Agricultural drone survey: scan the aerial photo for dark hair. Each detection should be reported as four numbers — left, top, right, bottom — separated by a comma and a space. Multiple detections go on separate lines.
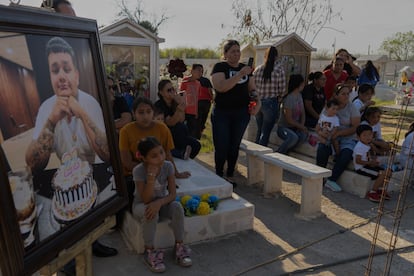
334, 83, 349, 95
132, 97, 154, 112
137, 136, 161, 157
356, 124, 373, 136
358, 83, 375, 95
158, 79, 171, 92
362, 106, 381, 122
346, 75, 357, 82
364, 60, 379, 81
192, 64, 203, 70
262, 46, 278, 83
46, 37, 77, 68
308, 71, 323, 82
326, 98, 340, 108
287, 74, 304, 94
223, 40, 240, 54
406, 122, 414, 138
153, 105, 164, 117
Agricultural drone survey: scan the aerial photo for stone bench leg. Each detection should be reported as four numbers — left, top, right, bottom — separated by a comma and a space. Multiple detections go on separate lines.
263, 163, 282, 197
296, 177, 323, 220
247, 155, 264, 185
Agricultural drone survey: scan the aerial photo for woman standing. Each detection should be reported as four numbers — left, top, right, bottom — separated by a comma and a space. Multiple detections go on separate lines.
253, 46, 286, 146
323, 57, 348, 100
276, 74, 308, 154
211, 40, 257, 184
302, 71, 327, 128
358, 60, 380, 87
316, 84, 360, 192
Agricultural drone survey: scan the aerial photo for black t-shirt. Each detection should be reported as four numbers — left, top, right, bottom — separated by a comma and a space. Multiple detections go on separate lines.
113, 96, 131, 120
302, 84, 326, 116
154, 99, 175, 117
211, 62, 250, 109
199, 76, 213, 88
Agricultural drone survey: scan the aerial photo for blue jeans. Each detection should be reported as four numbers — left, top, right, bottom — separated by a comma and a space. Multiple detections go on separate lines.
211, 106, 250, 177
276, 127, 307, 154
255, 97, 279, 146
170, 122, 201, 159
316, 137, 356, 181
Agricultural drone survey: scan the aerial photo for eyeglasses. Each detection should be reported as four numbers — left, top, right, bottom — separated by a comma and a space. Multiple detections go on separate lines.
167, 87, 175, 93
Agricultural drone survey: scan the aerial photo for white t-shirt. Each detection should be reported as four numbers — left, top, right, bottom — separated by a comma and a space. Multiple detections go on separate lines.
318, 113, 340, 133
360, 120, 383, 140
352, 98, 365, 115
32, 90, 106, 164
353, 141, 371, 171
400, 132, 414, 168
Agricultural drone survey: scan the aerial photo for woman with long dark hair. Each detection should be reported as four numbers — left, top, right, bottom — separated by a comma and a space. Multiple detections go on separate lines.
358, 60, 380, 87
253, 46, 286, 146
302, 71, 326, 128
276, 74, 307, 154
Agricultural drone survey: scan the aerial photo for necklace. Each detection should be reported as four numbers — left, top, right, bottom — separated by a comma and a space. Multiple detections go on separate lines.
67, 116, 78, 144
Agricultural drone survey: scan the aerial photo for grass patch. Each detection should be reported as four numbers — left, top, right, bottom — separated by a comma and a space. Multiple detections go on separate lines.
200, 111, 214, 153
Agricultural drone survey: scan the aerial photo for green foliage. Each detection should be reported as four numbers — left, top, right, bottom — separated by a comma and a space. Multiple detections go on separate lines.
160, 48, 220, 59
380, 31, 414, 61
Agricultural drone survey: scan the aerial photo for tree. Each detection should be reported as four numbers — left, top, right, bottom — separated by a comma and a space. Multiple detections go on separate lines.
160, 48, 220, 59
230, 0, 341, 45
380, 31, 414, 61
116, 0, 169, 34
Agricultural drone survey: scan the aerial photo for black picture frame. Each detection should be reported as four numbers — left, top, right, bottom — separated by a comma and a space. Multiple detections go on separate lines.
0, 5, 127, 275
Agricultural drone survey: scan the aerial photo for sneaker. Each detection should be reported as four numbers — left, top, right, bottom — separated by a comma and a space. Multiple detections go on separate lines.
325, 179, 342, 192
174, 243, 192, 267
377, 189, 391, 200
143, 249, 166, 273
183, 145, 192, 160
367, 191, 381, 203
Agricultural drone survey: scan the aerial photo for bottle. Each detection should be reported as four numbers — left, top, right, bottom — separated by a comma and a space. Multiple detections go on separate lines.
248, 90, 258, 114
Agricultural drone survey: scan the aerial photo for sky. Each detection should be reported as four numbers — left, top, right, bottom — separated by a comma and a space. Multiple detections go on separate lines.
1, 0, 413, 56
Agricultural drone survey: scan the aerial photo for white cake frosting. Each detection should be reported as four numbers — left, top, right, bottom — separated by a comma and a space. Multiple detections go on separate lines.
51, 149, 97, 223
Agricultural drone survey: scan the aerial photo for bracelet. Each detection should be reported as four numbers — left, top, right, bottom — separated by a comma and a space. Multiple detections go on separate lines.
147, 172, 156, 177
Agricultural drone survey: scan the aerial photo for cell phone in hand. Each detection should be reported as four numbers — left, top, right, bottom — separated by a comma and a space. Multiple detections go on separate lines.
247, 57, 254, 67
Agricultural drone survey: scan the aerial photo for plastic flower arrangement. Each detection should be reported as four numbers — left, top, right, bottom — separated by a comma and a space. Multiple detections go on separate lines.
167, 58, 187, 78
177, 193, 219, 216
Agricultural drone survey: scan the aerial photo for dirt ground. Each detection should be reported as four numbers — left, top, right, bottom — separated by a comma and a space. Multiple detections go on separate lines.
93, 151, 414, 276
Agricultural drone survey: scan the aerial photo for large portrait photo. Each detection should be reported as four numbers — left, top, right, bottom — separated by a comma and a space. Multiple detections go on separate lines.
0, 5, 126, 275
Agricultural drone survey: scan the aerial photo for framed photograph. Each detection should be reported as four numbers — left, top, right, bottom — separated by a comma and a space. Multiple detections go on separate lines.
0, 5, 127, 275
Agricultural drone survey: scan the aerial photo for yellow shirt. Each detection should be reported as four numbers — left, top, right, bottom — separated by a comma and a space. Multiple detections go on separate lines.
119, 121, 174, 175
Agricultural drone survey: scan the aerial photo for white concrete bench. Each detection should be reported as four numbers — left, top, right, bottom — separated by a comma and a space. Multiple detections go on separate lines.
120, 158, 254, 253
240, 139, 273, 185
258, 152, 331, 220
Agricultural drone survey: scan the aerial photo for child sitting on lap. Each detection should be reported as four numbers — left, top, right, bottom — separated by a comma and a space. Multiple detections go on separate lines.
316, 98, 340, 155
353, 125, 391, 202
360, 106, 391, 156
132, 136, 192, 273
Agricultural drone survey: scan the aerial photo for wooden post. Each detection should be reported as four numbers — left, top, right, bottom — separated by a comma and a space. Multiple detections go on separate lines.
39, 216, 115, 276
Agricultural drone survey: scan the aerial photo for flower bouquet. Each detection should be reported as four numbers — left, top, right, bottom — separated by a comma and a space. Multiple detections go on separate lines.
167, 58, 187, 78
177, 193, 219, 216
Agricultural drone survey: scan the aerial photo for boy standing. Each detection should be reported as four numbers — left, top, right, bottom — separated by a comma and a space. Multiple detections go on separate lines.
353, 124, 391, 202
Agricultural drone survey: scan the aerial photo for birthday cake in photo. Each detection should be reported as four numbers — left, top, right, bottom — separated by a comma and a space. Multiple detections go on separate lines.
51, 149, 97, 223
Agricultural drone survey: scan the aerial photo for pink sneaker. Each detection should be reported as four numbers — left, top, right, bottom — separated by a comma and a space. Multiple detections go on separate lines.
175, 243, 192, 267
143, 249, 166, 273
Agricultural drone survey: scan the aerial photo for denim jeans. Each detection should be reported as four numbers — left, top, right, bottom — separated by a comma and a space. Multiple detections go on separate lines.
255, 97, 279, 146
316, 138, 356, 181
211, 106, 250, 177
276, 127, 307, 154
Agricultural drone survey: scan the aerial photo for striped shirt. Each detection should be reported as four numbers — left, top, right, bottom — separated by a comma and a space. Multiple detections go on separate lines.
253, 61, 286, 99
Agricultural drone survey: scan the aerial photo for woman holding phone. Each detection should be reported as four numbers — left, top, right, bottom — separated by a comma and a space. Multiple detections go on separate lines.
210, 40, 259, 185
